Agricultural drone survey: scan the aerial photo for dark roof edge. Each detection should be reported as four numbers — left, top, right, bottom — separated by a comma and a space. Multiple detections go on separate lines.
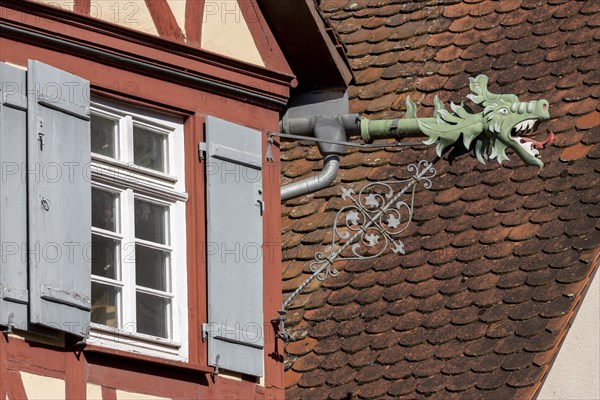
532, 251, 600, 399
257, 0, 354, 92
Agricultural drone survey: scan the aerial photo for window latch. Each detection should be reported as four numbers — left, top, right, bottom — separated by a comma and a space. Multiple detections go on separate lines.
41, 197, 50, 211
255, 184, 264, 215
37, 118, 44, 151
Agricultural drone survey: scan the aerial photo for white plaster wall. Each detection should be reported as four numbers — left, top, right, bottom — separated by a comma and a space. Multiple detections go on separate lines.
30, 0, 74, 12
87, 383, 103, 400
31, 0, 158, 35
92, 0, 158, 35
201, 0, 264, 66
116, 390, 172, 400
537, 269, 600, 400
20, 372, 65, 400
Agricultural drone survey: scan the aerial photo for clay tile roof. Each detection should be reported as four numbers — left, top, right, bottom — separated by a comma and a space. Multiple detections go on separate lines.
282, 1, 600, 399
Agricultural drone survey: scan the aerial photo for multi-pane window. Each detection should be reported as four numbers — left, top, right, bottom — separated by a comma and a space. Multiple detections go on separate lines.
89, 99, 187, 360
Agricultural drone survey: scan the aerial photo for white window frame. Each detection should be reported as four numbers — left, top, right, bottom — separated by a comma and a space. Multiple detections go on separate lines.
88, 97, 188, 361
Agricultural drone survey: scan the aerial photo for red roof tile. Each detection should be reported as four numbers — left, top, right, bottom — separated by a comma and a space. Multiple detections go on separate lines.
282, 1, 600, 399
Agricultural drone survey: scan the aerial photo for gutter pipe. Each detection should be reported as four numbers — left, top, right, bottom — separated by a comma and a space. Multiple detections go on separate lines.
280, 155, 340, 201
280, 114, 430, 201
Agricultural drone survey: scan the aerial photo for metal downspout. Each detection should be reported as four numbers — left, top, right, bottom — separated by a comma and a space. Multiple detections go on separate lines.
280, 116, 348, 201
280, 155, 340, 201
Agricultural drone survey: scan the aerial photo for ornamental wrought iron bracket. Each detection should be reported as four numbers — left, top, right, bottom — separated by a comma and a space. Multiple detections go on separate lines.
273, 75, 556, 342
274, 160, 437, 342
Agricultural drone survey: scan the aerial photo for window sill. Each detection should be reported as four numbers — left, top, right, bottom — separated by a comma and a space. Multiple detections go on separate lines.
88, 325, 185, 362
84, 344, 213, 374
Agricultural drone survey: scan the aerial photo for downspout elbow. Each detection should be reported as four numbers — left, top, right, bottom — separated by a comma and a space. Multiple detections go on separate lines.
281, 155, 340, 202
280, 117, 347, 201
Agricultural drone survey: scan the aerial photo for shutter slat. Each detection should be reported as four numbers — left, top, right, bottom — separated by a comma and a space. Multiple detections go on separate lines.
0, 63, 29, 330
40, 284, 92, 311
27, 60, 91, 338
1, 285, 29, 304
205, 116, 264, 377
210, 143, 262, 168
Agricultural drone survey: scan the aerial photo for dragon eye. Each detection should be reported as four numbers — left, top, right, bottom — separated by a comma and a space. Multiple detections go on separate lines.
498, 108, 509, 115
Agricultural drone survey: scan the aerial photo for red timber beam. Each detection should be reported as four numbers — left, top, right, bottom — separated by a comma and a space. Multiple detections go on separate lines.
5, 371, 28, 400
185, 0, 204, 46
73, 0, 90, 15
144, 0, 185, 42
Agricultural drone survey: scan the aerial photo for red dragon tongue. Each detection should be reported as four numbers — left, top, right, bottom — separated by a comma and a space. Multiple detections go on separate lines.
522, 130, 555, 149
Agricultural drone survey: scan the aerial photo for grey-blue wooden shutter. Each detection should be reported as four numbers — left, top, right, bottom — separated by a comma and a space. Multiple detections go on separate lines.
204, 116, 264, 377
27, 60, 91, 337
0, 63, 29, 330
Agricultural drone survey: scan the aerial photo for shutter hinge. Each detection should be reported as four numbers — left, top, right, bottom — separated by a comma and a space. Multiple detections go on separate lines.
71, 325, 90, 350
202, 323, 221, 377
198, 142, 207, 161
2, 313, 14, 335
201, 322, 209, 342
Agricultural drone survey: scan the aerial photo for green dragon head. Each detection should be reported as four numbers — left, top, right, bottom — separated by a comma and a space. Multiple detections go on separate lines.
419, 75, 553, 169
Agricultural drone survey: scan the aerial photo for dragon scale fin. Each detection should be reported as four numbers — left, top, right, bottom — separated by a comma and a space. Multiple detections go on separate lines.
475, 137, 491, 164
405, 97, 417, 119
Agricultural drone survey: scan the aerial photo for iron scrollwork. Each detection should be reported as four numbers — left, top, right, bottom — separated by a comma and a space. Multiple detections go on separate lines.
276, 160, 436, 340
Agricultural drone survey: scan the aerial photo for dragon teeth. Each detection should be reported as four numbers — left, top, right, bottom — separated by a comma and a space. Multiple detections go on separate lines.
513, 119, 537, 134
516, 137, 540, 157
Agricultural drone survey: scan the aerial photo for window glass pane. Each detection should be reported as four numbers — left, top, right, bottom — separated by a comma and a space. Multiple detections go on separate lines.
91, 113, 118, 158
136, 292, 170, 338
92, 188, 119, 232
92, 234, 120, 280
133, 125, 167, 173
134, 199, 169, 244
136, 245, 170, 291
91, 282, 120, 328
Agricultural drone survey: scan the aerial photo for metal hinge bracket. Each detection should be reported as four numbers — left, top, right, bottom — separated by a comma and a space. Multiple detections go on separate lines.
198, 142, 207, 161
3, 312, 14, 335
201, 322, 209, 342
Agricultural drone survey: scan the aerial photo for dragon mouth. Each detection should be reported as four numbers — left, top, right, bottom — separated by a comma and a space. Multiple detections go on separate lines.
510, 119, 555, 159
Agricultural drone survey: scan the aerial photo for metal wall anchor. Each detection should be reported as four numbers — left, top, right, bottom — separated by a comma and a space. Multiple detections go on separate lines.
273, 309, 290, 342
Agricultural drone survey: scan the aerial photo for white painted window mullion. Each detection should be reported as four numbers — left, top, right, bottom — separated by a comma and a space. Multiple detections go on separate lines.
134, 238, 173, 252
122, 188, 137, 333
124, 115, 134, 164
91, 227, 124, 241
92, 275, 125, 288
